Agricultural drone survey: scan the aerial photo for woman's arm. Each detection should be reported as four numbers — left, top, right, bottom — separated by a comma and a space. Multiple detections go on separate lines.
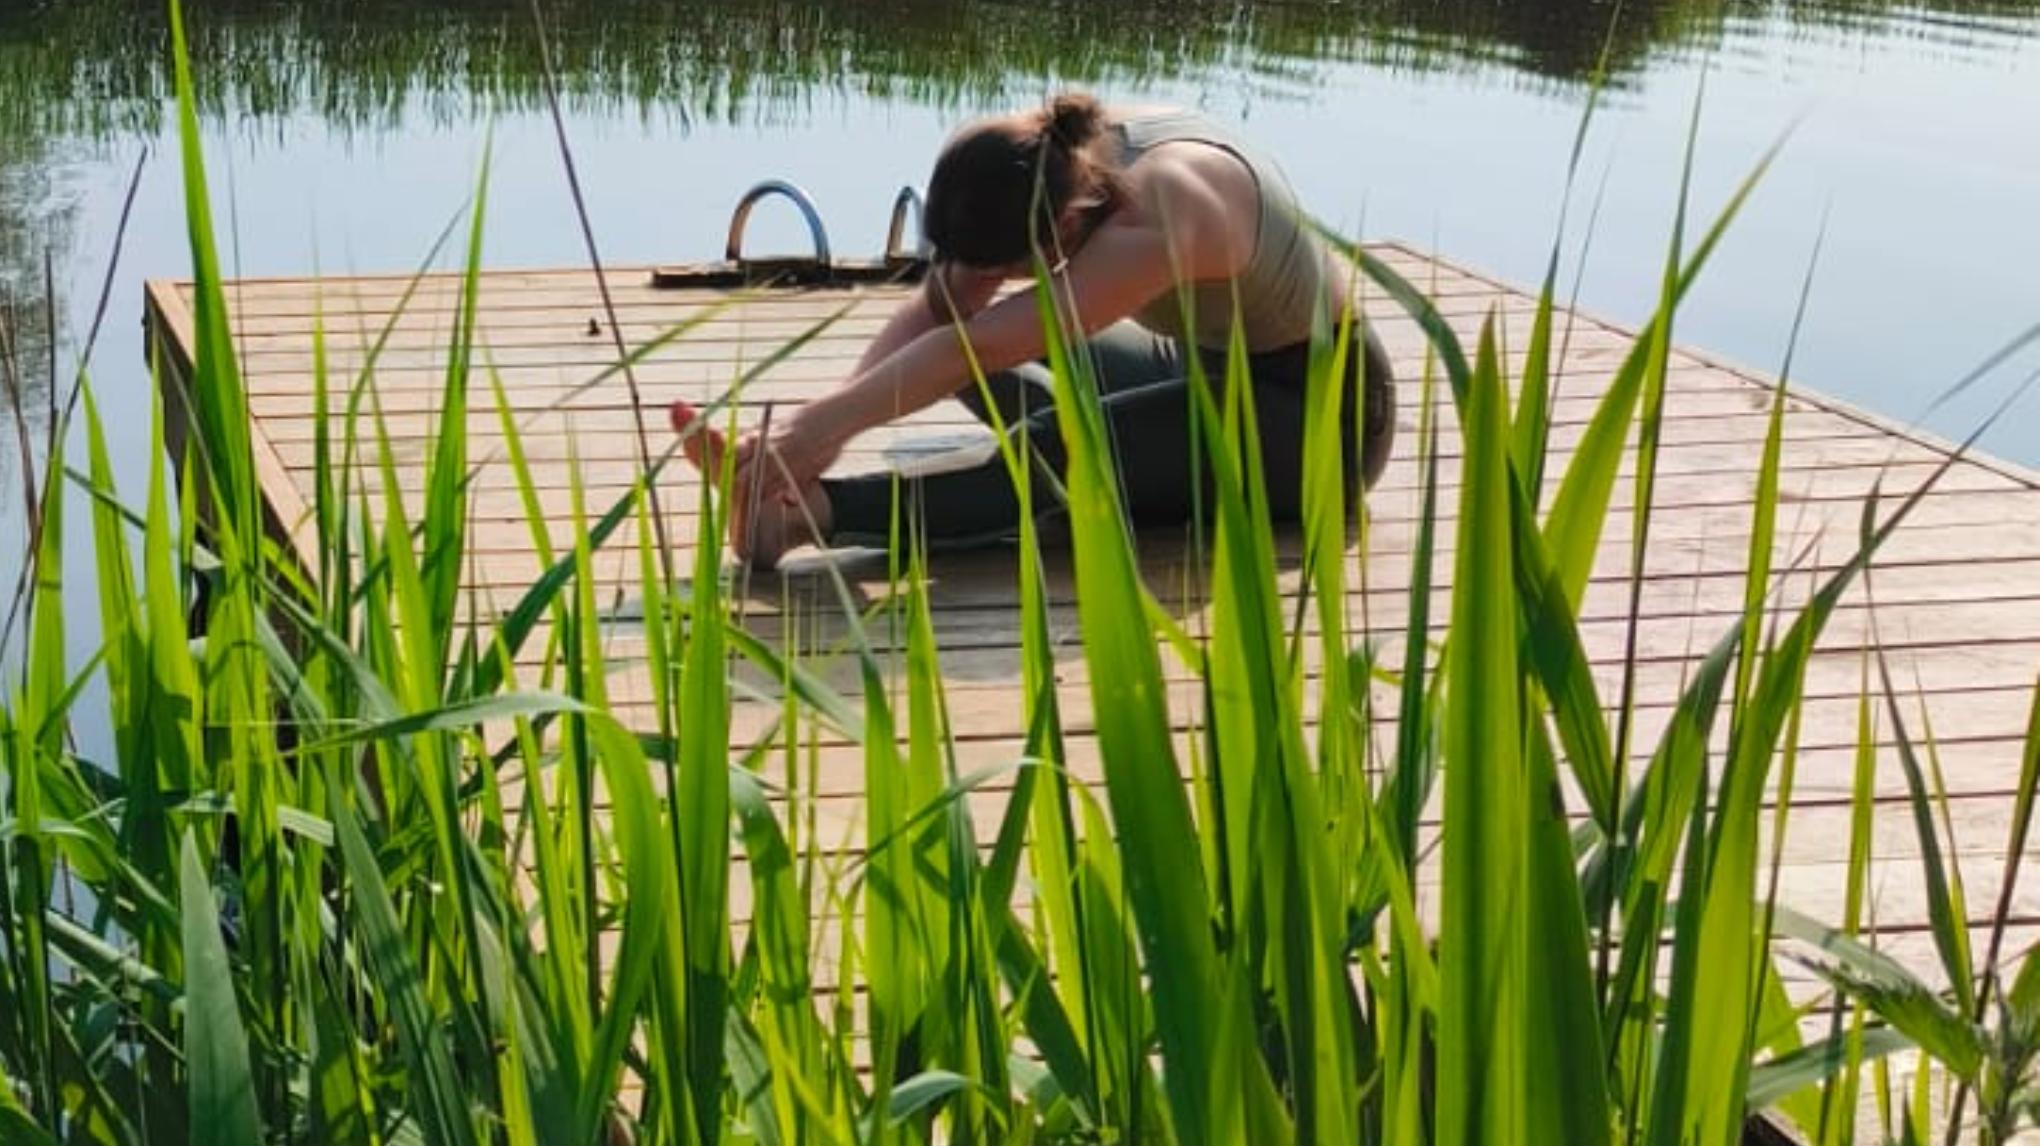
740, 222, 1186, 497
734, 152, 1247, 498
847, 263, 1005, 377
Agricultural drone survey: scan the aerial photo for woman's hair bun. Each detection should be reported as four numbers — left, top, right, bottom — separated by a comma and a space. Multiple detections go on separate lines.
923, 92, 1123, 268
1043, 92, 1105, 149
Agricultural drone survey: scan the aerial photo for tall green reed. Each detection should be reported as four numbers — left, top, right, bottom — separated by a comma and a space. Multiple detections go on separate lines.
2, 2, 2038, 1143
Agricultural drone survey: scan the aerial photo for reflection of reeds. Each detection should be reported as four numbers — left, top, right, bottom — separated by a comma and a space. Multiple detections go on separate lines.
0, 295, 37, 524
0, 272, 58, 548
0, 137, 68, 490
1, 1, 2038, 1143
4, 0, 2037, 144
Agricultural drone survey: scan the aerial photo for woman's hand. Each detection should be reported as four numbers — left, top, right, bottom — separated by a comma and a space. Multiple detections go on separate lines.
731, 406, 848, 507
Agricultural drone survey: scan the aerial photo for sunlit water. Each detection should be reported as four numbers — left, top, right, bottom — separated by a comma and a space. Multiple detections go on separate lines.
4, 1, 2038, 756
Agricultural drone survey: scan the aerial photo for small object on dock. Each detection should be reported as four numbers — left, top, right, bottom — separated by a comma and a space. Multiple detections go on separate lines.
586, 317, 602, 337
668, 398, 727, 473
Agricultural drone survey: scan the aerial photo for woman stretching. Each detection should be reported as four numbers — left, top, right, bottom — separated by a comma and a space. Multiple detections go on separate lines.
708, 93, 1396, 568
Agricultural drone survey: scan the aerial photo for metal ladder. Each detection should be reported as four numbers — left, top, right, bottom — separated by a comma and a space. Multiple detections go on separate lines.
650, 180, 929, 288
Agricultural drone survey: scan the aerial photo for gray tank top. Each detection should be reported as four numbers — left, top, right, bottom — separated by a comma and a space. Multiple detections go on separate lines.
1114, 110, 1330, 353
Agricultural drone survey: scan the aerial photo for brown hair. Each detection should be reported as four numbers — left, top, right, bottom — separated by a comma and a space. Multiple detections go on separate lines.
922, 93, 1126, 268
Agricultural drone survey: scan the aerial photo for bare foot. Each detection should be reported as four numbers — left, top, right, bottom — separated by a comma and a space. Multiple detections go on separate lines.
668, 399, 727, 472
730, 479, 833, 570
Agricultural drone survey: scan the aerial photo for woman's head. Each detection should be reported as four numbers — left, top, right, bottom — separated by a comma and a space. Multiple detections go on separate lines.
923, 93, 1124, 271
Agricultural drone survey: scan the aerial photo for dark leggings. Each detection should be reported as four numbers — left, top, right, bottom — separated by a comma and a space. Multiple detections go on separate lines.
822, 321, 1396, 549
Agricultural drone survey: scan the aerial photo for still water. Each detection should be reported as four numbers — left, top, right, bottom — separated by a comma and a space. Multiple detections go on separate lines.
2, 2, 2038, 692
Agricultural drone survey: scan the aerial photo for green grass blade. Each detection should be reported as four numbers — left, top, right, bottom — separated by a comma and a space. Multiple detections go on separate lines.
371, 394, 506, 1100
1034, 268, 1271, 1145
1876, 659, 1976, 1016
1978, 676, 2040, 1010
901, 543, 959, 1044
676, 443, 733, 1146
886, 1071, 977, 1125
1618, 328, 2027, 1128
1772, 907, 1986, 1082
1367, 818, 1440, 1143
311, 290, 338, 609
80, 389, 139, 755
1519, 720, 1613, 1146
1641, 761, 1715, 1144
10, 431, 66, 1123
1541, 135, 1783, 609
1651, 226, 1815, 1144
1078, 788, 1163, 1139
857, 636, 915, 1131
331, 792, 480, 1146
1317, 230, 1471, 407
1731, 218, 1823, 728
1746, 1028, 1911, 1110
947, 288, 1103, 1127
1190, 313, 1354, 1145
994, 913, 1101, 1130
2006, 938, 2040, 1041
579, 715, 694, 1144
489, 363, 559, 572
1387, 348, 1444, 869
1668, 642, 1815, 1142
178, 836, 265, 1146
165, 0, 258, 555
420, 136, 491, 671
508, 713, 595, 1092
142, 385, 201, 836
304, 952, 375, 1143
81, 389, 181, 999
1513, 63, 1605, 503
291, 690, 592, 754
731, 766, 831, 1135
1509, 491, 1616, 832
1437, 316, 1527, 1146
1814, 665, 1880, 1144
466, 439, 678, 696
0, 1074, 57, 1146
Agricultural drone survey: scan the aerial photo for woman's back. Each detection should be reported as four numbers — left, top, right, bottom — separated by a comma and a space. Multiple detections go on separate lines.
1113, 109, 1330, 353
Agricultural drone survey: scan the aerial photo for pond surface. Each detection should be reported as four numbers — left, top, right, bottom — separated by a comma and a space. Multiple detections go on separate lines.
3, 0, 2039, 700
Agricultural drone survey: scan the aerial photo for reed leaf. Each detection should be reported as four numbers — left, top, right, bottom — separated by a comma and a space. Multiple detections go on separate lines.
1035, 268, 1273, 1144
177, 836, 264, 1146
1774, 906, 1987, 1082
1437, 316, 1527, 1146
1877, 659, 1977, 1016
331, 789, 480, 1146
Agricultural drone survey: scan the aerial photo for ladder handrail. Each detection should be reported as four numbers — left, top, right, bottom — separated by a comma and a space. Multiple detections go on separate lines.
885, 185, 928, 263
724, 179, 832, 267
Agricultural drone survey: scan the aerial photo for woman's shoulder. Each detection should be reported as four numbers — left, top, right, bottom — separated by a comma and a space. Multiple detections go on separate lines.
1118, 130, 1257, 217
1107, 156, 1258, 279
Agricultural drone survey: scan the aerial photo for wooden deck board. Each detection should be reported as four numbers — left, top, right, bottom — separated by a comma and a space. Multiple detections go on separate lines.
148, 241, 2040, 1007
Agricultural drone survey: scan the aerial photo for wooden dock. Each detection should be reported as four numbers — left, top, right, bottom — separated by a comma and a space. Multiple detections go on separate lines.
144, 242, 2040, 1029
